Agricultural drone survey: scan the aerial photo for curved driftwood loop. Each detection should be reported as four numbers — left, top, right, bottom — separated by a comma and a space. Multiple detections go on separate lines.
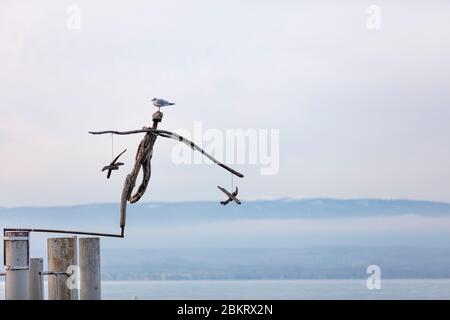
128, 131, 156, 204
119, 111, 163, 231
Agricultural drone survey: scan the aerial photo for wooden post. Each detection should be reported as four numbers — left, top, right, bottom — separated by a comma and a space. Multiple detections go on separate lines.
28, 258, 44, 300
4, 231, 29, 300
79, 237, 101, 300
47, 237, 77, 300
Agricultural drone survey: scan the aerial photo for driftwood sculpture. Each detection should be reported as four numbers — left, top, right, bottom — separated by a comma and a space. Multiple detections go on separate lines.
89, 111, 244, 237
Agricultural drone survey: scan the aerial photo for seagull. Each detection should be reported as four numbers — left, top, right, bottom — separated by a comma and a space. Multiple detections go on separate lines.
102, 149, 127, 179
152, 98, 175, 111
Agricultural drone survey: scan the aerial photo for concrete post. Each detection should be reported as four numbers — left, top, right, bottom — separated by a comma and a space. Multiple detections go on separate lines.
79, 237, 101, 300
28, 258, 44, 300
47, 237, 77, 300
4, 231, 30, 300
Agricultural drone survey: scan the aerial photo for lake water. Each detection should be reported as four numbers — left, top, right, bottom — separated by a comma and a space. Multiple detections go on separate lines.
1, 279, 449, 300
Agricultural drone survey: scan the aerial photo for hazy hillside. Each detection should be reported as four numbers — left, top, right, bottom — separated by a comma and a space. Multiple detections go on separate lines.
2, 199, 450, 280
1, 198, 450, 227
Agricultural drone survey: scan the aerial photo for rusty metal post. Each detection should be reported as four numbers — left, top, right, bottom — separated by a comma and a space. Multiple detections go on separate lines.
79, 237, 101, 300
28, 258, 44, 300
47, 237, 78, 300
4, 230, 30, 300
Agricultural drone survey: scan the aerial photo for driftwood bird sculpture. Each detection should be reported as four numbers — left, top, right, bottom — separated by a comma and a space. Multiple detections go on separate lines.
217, 186, 241, 205
102, 149, 127, 179
90, 108, 244, 237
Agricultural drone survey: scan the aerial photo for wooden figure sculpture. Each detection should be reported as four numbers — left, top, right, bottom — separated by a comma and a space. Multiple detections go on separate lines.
89, 101, 244, 237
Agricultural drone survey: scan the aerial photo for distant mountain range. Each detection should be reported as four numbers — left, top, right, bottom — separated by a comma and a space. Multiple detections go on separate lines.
1, 198, 450, 226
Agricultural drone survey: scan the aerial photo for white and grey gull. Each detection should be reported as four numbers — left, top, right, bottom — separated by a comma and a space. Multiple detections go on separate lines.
152, 98, 175, 111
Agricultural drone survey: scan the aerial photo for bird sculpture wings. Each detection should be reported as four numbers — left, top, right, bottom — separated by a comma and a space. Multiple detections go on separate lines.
217, 186, 241, 205
102, 149, 127, 179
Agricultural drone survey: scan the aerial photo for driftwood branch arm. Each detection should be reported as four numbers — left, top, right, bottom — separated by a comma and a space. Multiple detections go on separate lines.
89, 129, 157, 135
89, 111, 244, 237
89, 131, 244, 178
155, 130, 244, 178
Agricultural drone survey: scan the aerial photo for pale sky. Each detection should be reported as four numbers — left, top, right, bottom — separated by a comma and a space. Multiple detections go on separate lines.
1, 0, 450, 206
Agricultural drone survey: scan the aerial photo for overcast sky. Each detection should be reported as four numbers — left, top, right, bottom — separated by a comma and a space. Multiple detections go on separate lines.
1, 0, 450, 206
